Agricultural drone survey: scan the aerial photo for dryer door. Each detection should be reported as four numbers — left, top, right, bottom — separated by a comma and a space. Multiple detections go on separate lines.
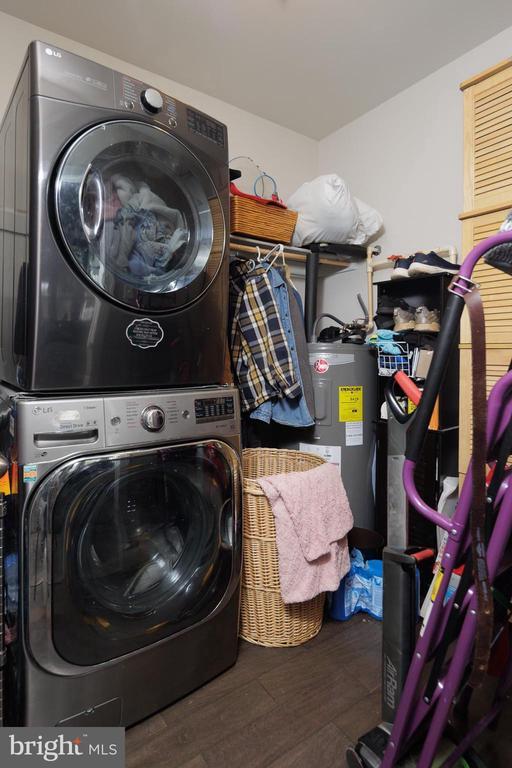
27, 441, 241, 667
53, 120, 225, 312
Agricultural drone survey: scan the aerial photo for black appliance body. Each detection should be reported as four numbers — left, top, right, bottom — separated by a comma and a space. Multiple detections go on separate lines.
0, 41, 230, 392
3, 384, 241, 726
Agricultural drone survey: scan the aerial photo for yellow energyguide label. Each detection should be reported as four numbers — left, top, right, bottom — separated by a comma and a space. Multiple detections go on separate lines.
338, 386, 363, 422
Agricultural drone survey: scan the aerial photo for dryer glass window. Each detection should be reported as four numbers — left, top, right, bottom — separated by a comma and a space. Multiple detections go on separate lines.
54, 121, 225, 311
28, 443, 239, 666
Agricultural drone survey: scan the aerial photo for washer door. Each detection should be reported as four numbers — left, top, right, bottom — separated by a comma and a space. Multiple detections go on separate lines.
53, 120, 225, 312
27, 442, 240, 667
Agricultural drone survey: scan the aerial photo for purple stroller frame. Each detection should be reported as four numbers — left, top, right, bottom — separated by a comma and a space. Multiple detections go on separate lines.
380, 230, 512, 768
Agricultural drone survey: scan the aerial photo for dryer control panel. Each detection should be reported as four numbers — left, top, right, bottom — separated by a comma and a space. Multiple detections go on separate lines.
115, 72, 179, 127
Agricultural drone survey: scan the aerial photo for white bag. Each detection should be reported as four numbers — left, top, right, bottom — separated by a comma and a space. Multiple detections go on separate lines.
353, 197, 384, 245
287, 174, 382, 247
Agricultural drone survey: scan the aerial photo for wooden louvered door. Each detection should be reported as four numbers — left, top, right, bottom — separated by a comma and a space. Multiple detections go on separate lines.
463, 62, 512, 213
461, 209, 512, 346
459, 58, 512, 479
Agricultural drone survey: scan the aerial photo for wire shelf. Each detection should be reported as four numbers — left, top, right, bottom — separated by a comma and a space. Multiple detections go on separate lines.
377, 341, 412, 377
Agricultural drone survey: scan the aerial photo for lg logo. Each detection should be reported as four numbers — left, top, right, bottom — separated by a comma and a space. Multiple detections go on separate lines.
44, 47, 62, 58
32, 406, 53, 415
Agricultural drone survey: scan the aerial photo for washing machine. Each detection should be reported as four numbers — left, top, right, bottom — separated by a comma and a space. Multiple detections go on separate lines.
0, 41, 230, 392
2, 384, 241, 726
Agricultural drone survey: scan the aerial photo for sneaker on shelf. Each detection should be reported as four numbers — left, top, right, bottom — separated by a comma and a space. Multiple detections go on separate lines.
414, 306, 440, 332
393, 306, 415, 332
375, 296, 414, 329
390, 255, 414, 280
408, 251, 459, 278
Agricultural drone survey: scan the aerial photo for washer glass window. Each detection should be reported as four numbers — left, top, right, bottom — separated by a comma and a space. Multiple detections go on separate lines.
33, 443, 238, 666
54, 121, 225, 312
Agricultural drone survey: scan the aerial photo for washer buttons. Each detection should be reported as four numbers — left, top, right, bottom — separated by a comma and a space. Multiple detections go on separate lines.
168, 116, 178, 128
110, 416, 121, 426
123, 99, 135, 111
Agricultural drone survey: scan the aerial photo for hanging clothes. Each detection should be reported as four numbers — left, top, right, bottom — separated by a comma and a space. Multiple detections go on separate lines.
230, 259, 302, 413
249, 267, 314, 428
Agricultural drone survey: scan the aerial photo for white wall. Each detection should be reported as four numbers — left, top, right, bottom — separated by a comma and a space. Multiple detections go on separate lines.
0, 11, 318, 200
2, 10, 511, 327
318, 24, 512, 320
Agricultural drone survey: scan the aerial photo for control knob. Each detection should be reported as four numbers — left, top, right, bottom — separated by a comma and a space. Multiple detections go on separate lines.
141, 405, 165, 432
141, 88, 163, 114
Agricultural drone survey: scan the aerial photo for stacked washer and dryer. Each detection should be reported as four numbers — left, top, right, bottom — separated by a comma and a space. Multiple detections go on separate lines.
0, 42, 242, 727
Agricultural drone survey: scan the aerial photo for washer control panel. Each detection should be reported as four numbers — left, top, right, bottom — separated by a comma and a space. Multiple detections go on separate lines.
104, 388, 239, 447
16, 388, 239, 461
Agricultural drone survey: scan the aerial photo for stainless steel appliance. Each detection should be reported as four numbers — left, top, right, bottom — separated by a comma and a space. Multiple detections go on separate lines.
0, 41, 229, 391
3, 385, 241, 726
286, 342, 377, 530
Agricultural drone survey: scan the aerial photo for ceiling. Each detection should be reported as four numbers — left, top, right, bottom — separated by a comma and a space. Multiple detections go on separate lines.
2, 0, 512, 139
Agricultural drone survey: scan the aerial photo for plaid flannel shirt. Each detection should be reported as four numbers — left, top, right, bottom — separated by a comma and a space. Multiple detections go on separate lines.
229, 260, 302, 412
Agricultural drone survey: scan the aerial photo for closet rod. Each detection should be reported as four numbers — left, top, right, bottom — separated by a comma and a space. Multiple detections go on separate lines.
229, 241, 348, 268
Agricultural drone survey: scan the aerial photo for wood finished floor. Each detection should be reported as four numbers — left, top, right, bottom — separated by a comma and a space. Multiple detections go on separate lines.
126, 616, 512, 768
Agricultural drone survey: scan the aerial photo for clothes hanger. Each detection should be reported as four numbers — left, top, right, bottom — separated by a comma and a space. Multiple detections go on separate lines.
264, 244, 285, 272
237, 243, 285, 274
244, 245, 261, 272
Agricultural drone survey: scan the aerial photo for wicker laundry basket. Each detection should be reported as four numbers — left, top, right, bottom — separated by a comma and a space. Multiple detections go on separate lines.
230, 196, 298, 244
240, 448, 326, 647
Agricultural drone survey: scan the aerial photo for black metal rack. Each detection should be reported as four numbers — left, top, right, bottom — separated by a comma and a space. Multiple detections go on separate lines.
374, 273, 460, 545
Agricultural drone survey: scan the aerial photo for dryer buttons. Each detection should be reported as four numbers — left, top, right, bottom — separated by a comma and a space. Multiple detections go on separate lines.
141, 405, 165, 432
141, 88, 163, 114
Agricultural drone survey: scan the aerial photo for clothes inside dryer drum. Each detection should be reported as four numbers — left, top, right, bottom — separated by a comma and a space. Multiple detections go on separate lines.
47, 445, 235, 666
54, 121, 220, 309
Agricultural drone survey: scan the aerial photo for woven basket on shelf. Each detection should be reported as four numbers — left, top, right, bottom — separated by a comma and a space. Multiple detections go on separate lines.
240, 448, 326, 647
230, 196, 298, 244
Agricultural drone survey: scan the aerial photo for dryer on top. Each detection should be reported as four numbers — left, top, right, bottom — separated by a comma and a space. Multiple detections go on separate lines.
0, 41, 230, 392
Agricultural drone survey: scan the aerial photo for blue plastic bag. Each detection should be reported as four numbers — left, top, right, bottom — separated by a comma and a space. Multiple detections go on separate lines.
330, 548, 383, 621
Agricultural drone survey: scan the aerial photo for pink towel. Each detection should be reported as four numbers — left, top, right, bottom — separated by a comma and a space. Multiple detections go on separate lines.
258, 462, 353, 604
